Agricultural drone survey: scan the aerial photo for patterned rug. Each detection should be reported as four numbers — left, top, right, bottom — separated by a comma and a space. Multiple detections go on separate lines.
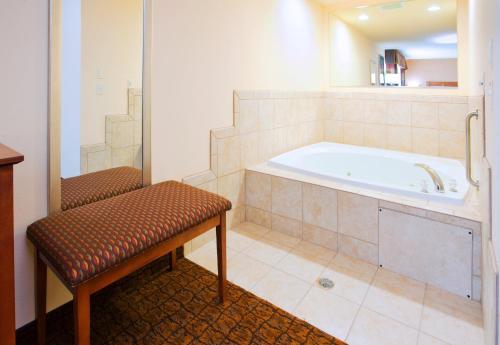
17, 258, 347, 345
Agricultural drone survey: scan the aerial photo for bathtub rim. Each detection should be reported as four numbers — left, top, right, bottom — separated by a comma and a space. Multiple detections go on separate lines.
247, 161, 480, 222
267, 142, 469, 205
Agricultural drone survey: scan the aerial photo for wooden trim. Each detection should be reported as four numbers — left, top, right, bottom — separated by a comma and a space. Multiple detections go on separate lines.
168, 250, 177, 271
0, 144, 24, 166
48, 0, 62, 215
142, 0, 152, 187
0, 165, 16, 345
35, 250, 47, 345
0, 145, 23, 345
74, 286, 90, 345
426, 81, 459, 87
216, 213, 227, 303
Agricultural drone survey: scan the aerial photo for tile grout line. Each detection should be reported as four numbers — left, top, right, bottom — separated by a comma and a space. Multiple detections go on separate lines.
353, 270, 429, 342
344, 264, 380, 341
290, 281, 315, 318
193, 224, 468, 345
236, 223, 339, 313
415, 283, 429, 345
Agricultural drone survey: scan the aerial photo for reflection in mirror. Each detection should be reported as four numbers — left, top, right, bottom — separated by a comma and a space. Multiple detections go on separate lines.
55, 0, 144, 211
329, 0, 458, 88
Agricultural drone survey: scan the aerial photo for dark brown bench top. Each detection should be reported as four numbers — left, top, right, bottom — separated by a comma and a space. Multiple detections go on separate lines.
28, 181, 231, 288
61, 167, 143, 211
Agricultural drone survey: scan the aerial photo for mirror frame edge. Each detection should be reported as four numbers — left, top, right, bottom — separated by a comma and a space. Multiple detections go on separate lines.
48, 0, 61, 215
142, 0, 152, 187
48, 0, 153, 214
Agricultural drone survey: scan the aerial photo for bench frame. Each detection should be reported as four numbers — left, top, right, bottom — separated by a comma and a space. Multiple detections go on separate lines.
34, 212, 227, 345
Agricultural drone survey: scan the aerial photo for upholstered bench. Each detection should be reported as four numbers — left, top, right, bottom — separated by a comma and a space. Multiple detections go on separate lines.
27, 181, 231, 345
61, 167, 143, 211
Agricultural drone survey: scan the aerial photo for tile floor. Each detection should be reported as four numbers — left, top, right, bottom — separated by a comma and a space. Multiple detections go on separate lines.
186, 222, 485, 345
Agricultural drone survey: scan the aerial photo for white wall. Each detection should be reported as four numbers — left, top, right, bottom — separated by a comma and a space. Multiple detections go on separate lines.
0, 0, 328, 328
479, 0, 500, 313
491, 17, 500, 339
60, 0, 81, 178
492, 0, 500, 264
329, 14, 377, 87
81, 0, 143, 146
405, 58, 458, 87
468, 0, 499, 342
456, 0, 470, 93
151, 0, 329, 182
0, 0, 52, 328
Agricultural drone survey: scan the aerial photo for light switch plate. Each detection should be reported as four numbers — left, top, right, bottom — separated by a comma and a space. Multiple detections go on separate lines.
96, 68, 104, 79
96, 83, 104, 95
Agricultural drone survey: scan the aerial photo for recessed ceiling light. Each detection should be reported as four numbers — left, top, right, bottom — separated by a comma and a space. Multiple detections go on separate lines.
427, 5, 441, 12
358, 14, 369, 21
356, 5, 368, 9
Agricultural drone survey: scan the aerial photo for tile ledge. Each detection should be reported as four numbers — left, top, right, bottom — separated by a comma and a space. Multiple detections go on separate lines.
182, 170, 216, 187
211, 126, 237, 139
246, 164, 481, 223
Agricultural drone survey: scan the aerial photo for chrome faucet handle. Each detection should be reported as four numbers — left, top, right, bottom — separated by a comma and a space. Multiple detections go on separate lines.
415, 163, 445, 193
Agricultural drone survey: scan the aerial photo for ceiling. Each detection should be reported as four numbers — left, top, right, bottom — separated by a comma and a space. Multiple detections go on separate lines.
328, 0, 457, 42
321, 0, 457, 59
317, 0, 409, 10
378, 38, 458, 59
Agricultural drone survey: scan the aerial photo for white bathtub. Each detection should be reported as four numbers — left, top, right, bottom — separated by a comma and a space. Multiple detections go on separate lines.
268, 142, 469, 204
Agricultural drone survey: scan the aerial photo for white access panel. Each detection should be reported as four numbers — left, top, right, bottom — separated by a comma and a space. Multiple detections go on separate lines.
379, 208, 473, 298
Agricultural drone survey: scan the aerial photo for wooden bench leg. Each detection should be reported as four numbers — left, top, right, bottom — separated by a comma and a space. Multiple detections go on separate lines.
216, 213, 227, 304
74, 286, 90, 345
35, 250, 47, 345
168, 249, 177, 271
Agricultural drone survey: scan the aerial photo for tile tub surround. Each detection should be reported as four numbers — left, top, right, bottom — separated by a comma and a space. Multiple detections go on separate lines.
324, 93, 483, 160
181, 89, 483, 266
81, 88, 143, 174
186, 222, 485, 345
182, 91, 327, 253
245, 167, 482, 301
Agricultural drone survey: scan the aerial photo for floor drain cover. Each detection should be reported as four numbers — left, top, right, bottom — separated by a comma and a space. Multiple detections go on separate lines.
318, 277, 334, 289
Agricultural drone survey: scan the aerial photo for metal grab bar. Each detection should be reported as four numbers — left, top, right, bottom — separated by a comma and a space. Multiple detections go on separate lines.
466, 110, 480, 188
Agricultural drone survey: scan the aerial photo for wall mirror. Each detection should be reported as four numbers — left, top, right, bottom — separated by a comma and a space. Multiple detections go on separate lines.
329, 0, 458, 88
49, 0, 151, 213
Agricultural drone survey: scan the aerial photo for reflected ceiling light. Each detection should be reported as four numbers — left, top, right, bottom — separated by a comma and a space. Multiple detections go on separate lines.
356, 5, 368, 8
427, 5, 441, 11
358, 14, 369, 21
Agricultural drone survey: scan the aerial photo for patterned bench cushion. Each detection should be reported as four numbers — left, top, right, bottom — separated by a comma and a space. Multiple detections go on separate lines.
28, 181, 232, 288
61, 167, 143, 211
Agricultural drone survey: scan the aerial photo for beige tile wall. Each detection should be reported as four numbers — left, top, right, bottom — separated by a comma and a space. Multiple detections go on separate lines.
245, 169, 482, 300
80, 88, 142, 174
324, 92, 479, 160
183, 91, 326, 253
212, 91, 325, 226
182, 90, 483, 273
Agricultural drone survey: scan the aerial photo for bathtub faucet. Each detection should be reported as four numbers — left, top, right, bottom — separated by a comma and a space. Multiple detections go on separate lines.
415, 164, 445, 193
